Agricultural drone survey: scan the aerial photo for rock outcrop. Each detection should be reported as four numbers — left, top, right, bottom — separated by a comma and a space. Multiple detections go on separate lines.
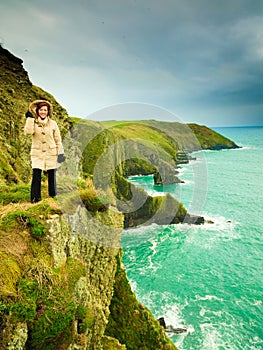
0, 200, 177, 349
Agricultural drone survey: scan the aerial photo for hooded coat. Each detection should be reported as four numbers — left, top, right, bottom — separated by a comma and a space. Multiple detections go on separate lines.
24, 100, 62, 170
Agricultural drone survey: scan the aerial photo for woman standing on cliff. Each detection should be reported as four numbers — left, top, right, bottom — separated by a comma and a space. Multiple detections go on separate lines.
24, 100, 65, 203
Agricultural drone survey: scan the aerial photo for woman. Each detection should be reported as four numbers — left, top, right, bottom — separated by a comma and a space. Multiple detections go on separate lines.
24, 99, 64, 203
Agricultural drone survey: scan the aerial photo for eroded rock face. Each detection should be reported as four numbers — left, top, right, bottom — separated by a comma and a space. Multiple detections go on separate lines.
44, 207, 123, 349
0, 201, 179, 350
0, 203, 123, 350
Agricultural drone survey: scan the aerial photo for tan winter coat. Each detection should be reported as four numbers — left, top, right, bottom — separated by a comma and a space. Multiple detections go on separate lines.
24, 100, 62, 170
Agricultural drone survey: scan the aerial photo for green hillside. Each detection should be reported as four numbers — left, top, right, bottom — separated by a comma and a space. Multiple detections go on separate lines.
102, 120, 239, 152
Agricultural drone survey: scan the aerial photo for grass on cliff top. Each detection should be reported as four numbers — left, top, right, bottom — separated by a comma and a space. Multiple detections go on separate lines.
102, 121, 177, 159
57, 177, 116, 214
0, 184, 31, 204
102, 119, 200, 151
188, 123, 238, 148
0, 199, 61, 298
0, 175, 115, 219
102, 120, 239, 151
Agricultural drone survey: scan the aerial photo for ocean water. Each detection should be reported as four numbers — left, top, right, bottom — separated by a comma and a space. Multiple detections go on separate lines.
121, 127, 263, 350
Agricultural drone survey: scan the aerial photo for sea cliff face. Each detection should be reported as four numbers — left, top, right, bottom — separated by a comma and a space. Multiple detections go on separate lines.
0, 202, 121, 349
0, 200, 177, 350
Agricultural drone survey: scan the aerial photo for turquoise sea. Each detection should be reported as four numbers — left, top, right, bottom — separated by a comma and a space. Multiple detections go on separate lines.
121, 127, 263, 350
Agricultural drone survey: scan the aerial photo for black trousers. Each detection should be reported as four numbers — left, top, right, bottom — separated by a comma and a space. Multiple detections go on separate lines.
31, 168, 56, 203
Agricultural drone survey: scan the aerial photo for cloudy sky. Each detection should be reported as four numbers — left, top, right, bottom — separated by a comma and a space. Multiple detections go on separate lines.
1, 0, 263, 126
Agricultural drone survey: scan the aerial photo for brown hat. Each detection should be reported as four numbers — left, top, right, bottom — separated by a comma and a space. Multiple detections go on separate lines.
29, 99, 53, 119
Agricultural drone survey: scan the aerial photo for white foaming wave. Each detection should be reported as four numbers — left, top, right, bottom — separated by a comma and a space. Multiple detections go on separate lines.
233, 145, 262, 151
128, 279, 137, 293
157, 298, 190, 329
161, 302, 195, 349
234, 145, 250, 150
128, 174, 154, 179
200, 323, 235, 350
182, 213, 241, 248
122, 213, 240, 250
139, 291, 189, 330
138, 255, 162, 274
147, 189, 166, 197
121, 224, 161, 249
201, 213, 239, 231
147, 255, 160, 271
169, 213, 237, 231
199, 149, 218, 153
198, 306, 224, 319
249, 336, 263, 349
200, 307, 206, 317
195, 295, 224, 319
189, 158, 205, 166
179, 179, 194, 186
126, 249, 137, 263
176, 167, 185, 174
149, 237, 158, 255
198, 304, 250, 350
164, 306, 192, 331
135, 291, 195, 349
122, 223, 160, 235
196, 294, 223, 302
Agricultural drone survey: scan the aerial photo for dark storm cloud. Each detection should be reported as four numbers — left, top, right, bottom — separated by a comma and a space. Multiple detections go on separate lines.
0, 0, 263, 125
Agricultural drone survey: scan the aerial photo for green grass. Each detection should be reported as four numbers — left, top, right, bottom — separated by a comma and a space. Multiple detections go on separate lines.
0, 184, 31, 204
0, 201, 93, 350
103, 120, 239, 151
188, 123, 239, 149
104, 122, 177, 160
12, 257, 89, 350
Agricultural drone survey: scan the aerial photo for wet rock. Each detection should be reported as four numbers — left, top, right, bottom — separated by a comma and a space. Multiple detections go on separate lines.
158, 318, 187, 335
183, 213, 205, 225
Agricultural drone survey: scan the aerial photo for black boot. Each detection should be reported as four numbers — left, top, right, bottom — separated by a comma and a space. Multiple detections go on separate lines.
31, 168, 42, 203
47, 169, 57, 197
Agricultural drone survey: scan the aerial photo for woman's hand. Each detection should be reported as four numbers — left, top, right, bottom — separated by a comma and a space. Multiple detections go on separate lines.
57, 154, 66, 163
25, 110, 34, 118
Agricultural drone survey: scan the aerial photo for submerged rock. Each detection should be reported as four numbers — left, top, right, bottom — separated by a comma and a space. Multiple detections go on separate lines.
166, 326, 187, 334
182, 213, 205, 225
158, 317, 187, 335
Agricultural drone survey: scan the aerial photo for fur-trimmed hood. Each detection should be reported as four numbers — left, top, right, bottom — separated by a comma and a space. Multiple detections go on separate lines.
29, 100, 53, 119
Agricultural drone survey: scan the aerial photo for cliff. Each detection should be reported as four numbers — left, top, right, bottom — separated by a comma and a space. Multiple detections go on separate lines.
0, 45, 178, 349
0, 45, 239, 349
102, 120, 239, 153
0, 199, 176, 349
60, 117, 204, 227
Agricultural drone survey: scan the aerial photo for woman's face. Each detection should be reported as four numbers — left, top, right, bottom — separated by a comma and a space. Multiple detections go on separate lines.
38, 106, 48, 119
